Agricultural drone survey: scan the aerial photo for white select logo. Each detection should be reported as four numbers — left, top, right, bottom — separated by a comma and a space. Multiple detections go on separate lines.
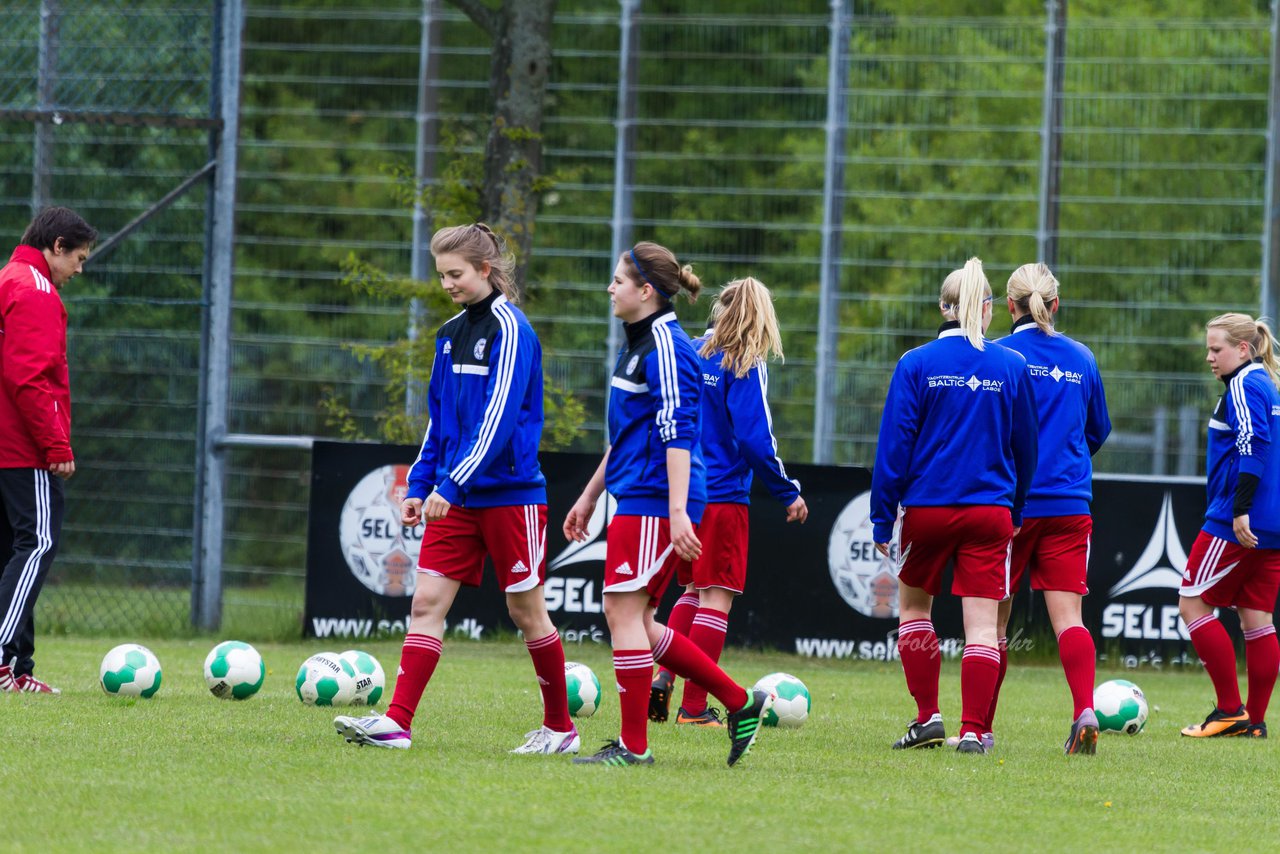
338, 465, 423, 598
827, 491, 900, 619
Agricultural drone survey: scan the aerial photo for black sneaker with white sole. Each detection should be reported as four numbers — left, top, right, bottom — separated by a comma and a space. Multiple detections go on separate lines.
892, 713, 945, 750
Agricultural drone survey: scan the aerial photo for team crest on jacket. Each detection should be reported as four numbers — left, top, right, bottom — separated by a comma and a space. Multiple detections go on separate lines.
474, 338, 487, 359
626, 355, 640, 375
443, 341, 452, 355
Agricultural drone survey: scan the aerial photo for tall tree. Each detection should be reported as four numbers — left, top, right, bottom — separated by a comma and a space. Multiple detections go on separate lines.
449, 0, 557, 287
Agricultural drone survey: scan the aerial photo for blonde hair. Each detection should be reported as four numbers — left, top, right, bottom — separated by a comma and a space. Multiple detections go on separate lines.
429, 222, 519, 303
621, 241, 701, 304
1006, 263, 1059, 335
700, 276, 784, 378
939, 257, 991, 350
1207, 312, 1280, 388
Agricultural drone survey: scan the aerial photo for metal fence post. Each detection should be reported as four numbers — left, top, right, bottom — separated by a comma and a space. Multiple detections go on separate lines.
1263, 0, 1280, 322
606, 0, 641, 435
813, 0, 850, 464
1036, 0, 1066, 269
32, 0, 60, 213
192, 0, 244, 631
407, 0, 442, 419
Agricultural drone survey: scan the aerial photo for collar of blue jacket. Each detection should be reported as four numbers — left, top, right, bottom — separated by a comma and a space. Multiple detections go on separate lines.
623, 308, 676, 348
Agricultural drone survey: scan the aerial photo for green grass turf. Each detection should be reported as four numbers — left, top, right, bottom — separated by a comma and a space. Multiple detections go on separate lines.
5, 637, 1276, 852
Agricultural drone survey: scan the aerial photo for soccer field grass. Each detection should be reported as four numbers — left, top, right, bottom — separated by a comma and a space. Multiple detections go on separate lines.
6, 637, 1276, 852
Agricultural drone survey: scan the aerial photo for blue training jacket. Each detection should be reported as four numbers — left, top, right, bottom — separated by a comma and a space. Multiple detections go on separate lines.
695, 332, 800, 506
1204, 360, 1280, 548
606, 309, 706, 521
407, 290, 547, 507
996, 316, 1111, 517
871, 322, 1040, 545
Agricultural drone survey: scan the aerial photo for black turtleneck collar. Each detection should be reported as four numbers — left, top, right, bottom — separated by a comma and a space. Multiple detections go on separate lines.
624, 309, 675, 348
1220, 358, 1259, 386
1011, 314, 1038, 332
937, 319, 960, 336
464, 288, 501, 321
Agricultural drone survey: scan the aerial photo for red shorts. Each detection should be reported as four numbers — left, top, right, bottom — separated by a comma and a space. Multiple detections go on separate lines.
605, 515, 694, 608
1008, 515, 1092, 595
417, 504, 546, 593
677, 503, 749, 593
1180, 531, 1280, 612
897, 505, 1013, 600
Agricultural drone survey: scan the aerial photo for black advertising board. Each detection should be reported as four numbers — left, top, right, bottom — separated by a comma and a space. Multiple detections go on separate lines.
306, 441, 1223, 662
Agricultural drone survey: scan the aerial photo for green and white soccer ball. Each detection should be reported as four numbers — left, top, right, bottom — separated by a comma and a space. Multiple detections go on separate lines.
204, 640, 266, 700
100, 643, 163, 698
753, 672, 811, 728
564, 661, 601, 718
1094, 678, 1148, 735
295, 652, 358, 706
339, 649, 385, 706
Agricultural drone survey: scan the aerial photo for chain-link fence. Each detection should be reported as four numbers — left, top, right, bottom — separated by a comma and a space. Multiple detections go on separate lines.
0, 0, 1272, 637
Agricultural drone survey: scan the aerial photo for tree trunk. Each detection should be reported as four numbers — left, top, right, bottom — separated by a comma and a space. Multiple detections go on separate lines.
451, 0, 556, 292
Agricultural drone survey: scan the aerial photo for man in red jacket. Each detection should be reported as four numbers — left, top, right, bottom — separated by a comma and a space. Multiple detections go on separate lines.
0, 207, 96, 693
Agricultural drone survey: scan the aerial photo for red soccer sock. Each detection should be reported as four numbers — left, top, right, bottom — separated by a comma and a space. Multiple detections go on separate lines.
614, 649, 654, 755
1187, 613, 1243, 712
1057, 625, 1097, 719
657, 593, 700, 684
960, 644, 1002, 737
525, 630, 572, 732
387, 633, 442, 729
679, 607, 730, 715
1244, 624, 1279, 724
983, 636, 1009, 733
652, 627, 748, 712
897, 619, 941, 723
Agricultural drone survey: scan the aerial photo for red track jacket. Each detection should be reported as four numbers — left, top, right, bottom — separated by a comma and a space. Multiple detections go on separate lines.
0, 245, 73, 468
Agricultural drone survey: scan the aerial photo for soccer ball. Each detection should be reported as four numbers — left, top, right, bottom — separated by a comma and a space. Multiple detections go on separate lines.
204, 641, 265, 700
339, 649, 385, 706
564, 661, 601, 718
100, 643, 163, 698
753, 672, 811, 728
295, 652, 358, 706
1094, 678, 1149, 734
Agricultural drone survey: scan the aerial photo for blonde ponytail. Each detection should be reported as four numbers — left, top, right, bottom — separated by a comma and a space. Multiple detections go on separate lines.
1208, 313, 1280, 389
939, 257, 991, 350
1007, 263, 1059, 335
700, 276, 784, 378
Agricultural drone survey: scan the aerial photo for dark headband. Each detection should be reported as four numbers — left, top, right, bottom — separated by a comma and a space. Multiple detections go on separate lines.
630, 248, 675, 298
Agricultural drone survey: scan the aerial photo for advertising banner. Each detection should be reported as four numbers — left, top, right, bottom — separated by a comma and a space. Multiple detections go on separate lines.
306, 442, 1219, 662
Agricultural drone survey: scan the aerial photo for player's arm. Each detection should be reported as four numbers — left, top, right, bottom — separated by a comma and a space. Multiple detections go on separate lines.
564, 448, 609, 543
871, 360, 920, 551
652, 337, 702, 561
0, 287, 72, 465
729, 363, 803, 515
1230, 377, 1271, 548
1085, 357, 1112, 456
403, 340, 447, 525
1009, 367, 1040, 532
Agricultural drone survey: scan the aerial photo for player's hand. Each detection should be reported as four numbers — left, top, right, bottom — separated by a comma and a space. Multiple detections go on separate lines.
785, 496, 808, 524
670, 509, 701, 561
1234, 514, 1258, 549
424, 492, 451, 522
401, 497, 424, 526
49, 460, 75, 480
563, 495, 596, 542
1011, 526, 1021, 538
874, 542, 890, 558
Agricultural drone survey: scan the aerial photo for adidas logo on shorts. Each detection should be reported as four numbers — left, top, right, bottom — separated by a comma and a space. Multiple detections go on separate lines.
614, 561, 633, 576
511, 560, 529, 574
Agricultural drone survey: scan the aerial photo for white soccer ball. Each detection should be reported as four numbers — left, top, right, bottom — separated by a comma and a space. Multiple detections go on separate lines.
753, 672, 811, 728
339, 649, 386, 706
1094, 678, 1149, 735
204, 641, 266, 700
295, 652, 358, 706
100, 643, 163, 698
564, 661, 601, 718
